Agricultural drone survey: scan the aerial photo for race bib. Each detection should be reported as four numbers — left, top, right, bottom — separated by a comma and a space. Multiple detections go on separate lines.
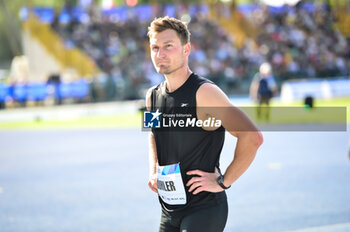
157, 163, 187, 205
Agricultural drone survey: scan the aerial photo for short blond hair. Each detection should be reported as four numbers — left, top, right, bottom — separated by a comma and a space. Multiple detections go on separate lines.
147, 16, 191, 45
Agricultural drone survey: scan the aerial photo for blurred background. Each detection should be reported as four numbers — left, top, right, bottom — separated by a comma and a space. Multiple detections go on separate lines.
0, 0, 349, 107
0, 0, 349, 231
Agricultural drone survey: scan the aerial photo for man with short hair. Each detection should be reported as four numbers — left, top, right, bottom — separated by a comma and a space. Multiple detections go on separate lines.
146, 16, 263, 232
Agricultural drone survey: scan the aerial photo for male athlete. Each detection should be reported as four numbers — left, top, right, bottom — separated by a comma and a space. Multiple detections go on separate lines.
146, 16, 263, 232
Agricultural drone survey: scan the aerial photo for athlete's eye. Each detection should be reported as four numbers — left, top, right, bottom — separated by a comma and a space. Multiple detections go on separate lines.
152, 46, 159, 52
166, 44, 173, 48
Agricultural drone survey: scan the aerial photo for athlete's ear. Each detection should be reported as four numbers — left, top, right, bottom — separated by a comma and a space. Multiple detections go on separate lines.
184, 43, 191, 56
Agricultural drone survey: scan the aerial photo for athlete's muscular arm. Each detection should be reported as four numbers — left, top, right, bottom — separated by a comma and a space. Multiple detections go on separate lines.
148, 132, 158, 193
146, 88, 158, 194
187, 83, 263, 194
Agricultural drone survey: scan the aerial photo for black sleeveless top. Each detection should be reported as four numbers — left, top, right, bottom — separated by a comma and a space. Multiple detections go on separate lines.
151, 73, 227, 215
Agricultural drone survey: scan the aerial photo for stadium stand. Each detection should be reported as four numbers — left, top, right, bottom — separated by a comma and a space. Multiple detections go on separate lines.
0, 1, 348, 108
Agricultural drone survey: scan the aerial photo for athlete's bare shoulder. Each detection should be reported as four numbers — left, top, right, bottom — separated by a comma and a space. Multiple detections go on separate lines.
196, 82, 232, 108
197, 83, 259, 135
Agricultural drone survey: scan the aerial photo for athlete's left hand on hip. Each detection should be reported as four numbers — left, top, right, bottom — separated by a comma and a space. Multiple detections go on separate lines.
186, 168, 224, 194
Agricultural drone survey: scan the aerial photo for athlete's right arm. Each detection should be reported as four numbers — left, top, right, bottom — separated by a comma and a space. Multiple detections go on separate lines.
146, 87, 158, 194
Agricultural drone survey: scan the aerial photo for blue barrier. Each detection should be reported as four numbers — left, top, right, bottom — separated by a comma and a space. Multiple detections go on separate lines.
71, 80, 89, 99
0, 84, 10, 102
58, 80, 90, 100
22, 3, 325, 25
13, 84, 27, 102
23, 4, 213, 24
0, 80, 90, 103
27, 83, 47, 101
58, 82, 74, 99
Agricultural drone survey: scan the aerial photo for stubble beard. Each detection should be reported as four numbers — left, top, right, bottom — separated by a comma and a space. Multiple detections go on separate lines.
155, 51, 186, 75
157, 59, 185, 75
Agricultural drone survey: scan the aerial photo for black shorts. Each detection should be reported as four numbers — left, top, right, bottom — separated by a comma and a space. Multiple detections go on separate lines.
159, 200, 228, 232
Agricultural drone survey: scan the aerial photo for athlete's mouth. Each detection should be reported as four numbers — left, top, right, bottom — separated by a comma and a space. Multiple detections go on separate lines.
156, 60, 169, 66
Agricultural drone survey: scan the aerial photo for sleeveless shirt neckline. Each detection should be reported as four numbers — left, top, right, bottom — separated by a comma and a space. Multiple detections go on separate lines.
164, 73, 195, 95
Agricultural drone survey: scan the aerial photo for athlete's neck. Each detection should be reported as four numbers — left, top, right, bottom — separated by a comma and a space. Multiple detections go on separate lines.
164, 67, 192, 93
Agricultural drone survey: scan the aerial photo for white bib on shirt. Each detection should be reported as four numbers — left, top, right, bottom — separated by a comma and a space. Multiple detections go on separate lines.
157, 163, 187, 205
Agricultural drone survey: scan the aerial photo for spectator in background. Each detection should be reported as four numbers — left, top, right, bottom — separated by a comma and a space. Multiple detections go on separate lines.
47, 73, 62, 105
9, 56, 30, 107
250, 62, 277, 121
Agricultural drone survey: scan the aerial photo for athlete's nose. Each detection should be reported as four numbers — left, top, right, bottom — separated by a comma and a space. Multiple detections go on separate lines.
157, 48, 166, 58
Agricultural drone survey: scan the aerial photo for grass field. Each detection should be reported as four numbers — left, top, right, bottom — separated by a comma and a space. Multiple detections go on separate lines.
0, 97, 348, 130
0, 113, 142, 130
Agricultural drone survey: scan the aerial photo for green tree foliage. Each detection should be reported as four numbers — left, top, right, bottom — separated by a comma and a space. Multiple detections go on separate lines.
0, 0, 23, 62
0, 0, 73, 63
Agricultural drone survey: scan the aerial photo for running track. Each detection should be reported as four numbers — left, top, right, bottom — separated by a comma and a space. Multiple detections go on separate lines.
0, 128, 349, 231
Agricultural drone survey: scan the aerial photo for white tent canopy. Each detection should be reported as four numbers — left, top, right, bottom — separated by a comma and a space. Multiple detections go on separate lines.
259, 0, 302, 7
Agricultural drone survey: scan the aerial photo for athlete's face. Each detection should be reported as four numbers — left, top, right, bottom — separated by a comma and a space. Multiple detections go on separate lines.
150, 29, 190, 75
